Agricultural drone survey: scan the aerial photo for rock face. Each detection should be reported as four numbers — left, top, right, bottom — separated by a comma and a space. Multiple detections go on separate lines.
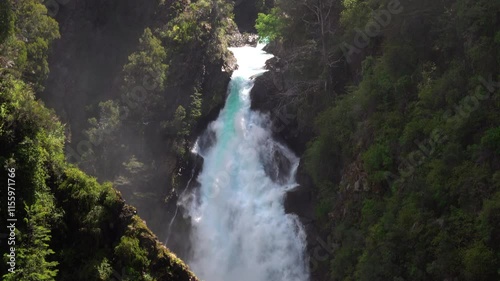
250, 48, 322, 280
250, 69, 281, 111
250, 57, 311, 155
261, 146, 293, 184
41, 0, 235, 248
284, 163, 316, 221
116, 201, 199, 281
228, 32, 260, 47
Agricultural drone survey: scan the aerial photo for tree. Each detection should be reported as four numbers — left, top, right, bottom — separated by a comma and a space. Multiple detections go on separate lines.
82, 100, 123, 178
0, 0, 13, 44
301, 0, 338, 90
11, 0, 60, 91
3, 199, 59, 281
189, 90, 202, 127
255, 8, 285, 42
114, 236, 150, 268
122, 28, 168, 125
462, 241, 497, 281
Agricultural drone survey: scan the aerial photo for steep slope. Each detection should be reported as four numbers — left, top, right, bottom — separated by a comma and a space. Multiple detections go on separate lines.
0, 73, 198, 280
0, 0, 198, 279
38, 0, 238, 246
252, 0, 500, 280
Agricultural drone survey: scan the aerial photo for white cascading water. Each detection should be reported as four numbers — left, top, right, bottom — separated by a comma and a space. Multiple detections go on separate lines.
179, 44, 309, 281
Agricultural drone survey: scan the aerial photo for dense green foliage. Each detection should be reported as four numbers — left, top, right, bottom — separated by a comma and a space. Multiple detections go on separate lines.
262, 0, 500, 279
0, 1, 198, 280
78, 0, 234, 180
0, 0, 59, 91
0, 71, 198, 280
5, 0, 499, 279
0, 0, 13, 44
255, 8, 284, 42
62, 1, 237, 245
0, 72, 62, 281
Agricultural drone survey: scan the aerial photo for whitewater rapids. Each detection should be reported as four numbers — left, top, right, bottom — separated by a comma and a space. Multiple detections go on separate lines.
180, 44, 310, 281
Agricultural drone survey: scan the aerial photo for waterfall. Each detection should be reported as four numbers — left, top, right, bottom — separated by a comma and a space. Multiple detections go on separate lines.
180, 44, 310, 281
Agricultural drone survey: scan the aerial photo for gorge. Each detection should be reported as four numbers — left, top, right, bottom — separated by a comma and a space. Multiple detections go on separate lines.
180, 44, 309, 281
1, 0, 500, 280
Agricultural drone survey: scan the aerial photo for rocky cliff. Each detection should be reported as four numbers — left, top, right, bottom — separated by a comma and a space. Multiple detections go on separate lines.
39, 0, 237, 251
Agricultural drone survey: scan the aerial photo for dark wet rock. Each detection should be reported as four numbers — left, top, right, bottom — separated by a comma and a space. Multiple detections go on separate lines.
260, 144, 293, 184
228, 32, 260, 47
284, 162, 315, 221
250, 71, 311, 155
197, 127, 217, 156
246, 34, 259, 47
224, 51, 238, 72
248, 45, 321, 278
250, 71, 280, 112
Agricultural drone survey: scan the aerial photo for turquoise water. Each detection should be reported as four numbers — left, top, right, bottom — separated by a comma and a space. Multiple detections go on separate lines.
182, 45, 310, 281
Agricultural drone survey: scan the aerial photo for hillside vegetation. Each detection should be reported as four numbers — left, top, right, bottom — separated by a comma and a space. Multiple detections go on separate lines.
0, 0, 199, 280
255, 0, 500, 280
36, 0, 238, 243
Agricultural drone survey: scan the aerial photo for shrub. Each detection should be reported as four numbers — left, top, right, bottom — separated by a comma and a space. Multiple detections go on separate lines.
114, 236, 150, 270
255, 8, 285, 42
481, 126, 500, 155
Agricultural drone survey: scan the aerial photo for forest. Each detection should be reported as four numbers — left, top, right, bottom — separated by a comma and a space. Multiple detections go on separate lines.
1, 0, 499, 280
254, 0, 500, 280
